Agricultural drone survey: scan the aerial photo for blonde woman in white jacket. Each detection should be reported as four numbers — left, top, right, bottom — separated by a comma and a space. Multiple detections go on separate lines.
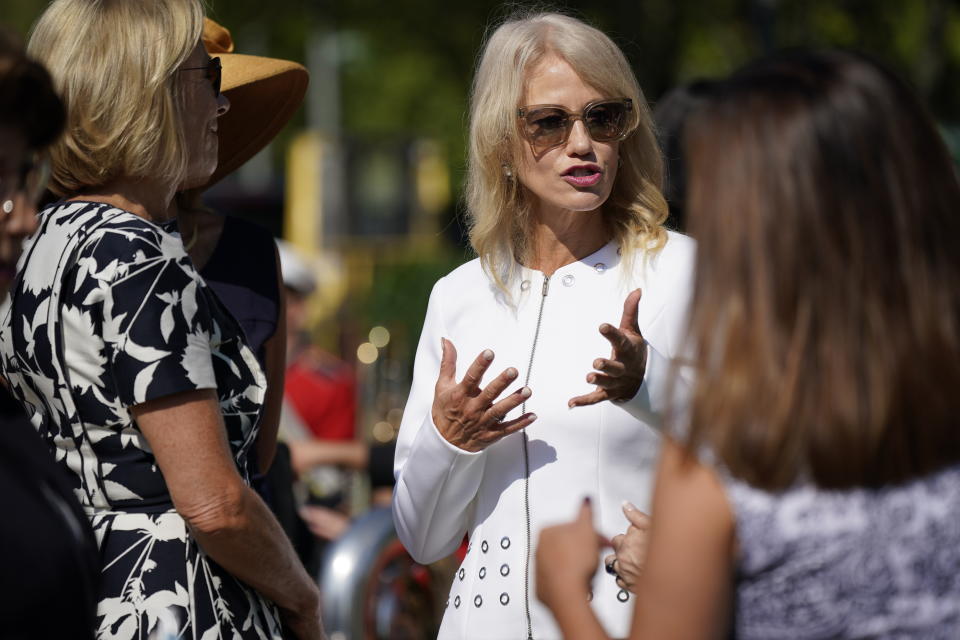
392, 12, 694, 640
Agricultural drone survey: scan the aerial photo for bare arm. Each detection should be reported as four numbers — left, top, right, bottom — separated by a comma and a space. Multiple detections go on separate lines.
537, 438, 734, 640
628, 439, 734, 639
132, 389, 324, 640
289, 439, 368, 475
256, 243, 286, 473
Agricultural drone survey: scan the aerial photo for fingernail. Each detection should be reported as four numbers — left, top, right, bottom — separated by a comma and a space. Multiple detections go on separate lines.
587, 374, 596, 383
528, 413, 537, 421
520, 387, 531, 398
594, 359, 605, 369
506, 368, 518, 379
441, 338, 446, 352
583, 496, 592, 505
482, 349, 493, 361
568, 400, 576, 409
622, 500, 638, 512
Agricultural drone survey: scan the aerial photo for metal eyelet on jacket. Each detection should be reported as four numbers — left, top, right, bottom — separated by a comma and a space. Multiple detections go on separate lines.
500, 536, 510, 549
561, 274, 575, 287
481, 540, 489, 553
500, 563, 509, 577
500, 593, 510, 605
617, 589, 630, 602
520, 280, 531, 291
458, 568, 465, 581
479, 566, 486, 579
454, 595, 461, 608
594, 262, 606, 273
474, 595, 483, 607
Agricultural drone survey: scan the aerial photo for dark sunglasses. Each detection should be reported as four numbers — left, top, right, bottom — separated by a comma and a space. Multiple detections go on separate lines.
180, 56, 222, 98
517, 98, 634, 154
0, 152, 51, 214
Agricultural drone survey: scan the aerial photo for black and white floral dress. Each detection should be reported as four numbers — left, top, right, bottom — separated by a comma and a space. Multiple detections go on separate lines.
0, 201, 283, 639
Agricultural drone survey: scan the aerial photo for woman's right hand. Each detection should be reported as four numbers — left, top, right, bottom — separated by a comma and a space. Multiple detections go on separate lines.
432, 338, 537, 452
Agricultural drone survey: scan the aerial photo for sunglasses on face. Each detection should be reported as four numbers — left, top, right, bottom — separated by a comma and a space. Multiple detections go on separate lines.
180, 56, 222, 98
517, 98, 634, 154
0, 152, 51, 215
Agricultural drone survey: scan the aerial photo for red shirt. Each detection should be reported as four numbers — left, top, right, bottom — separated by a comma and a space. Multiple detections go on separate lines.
284, 349, 356, 441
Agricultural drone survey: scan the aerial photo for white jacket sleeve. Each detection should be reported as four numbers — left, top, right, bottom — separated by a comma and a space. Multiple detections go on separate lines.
616, 343, 693, 432
614, 233, 696, 435
392, 279, 487, 564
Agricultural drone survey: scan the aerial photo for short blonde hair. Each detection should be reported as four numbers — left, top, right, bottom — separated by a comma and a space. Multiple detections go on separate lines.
28, 0, 205, 196
466, 12, 668, 295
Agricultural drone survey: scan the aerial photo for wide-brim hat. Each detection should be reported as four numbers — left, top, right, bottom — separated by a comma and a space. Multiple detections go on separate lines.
202, 18, 309, 188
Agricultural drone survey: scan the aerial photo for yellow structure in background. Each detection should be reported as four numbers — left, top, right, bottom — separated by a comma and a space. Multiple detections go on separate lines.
284, 128, 452, 354
285, 130, 324, 256
284, 130, 351, 346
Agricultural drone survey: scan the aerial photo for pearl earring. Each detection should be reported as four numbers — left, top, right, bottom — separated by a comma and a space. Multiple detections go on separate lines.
1, 200, 13, 215
502, 164, 513, 179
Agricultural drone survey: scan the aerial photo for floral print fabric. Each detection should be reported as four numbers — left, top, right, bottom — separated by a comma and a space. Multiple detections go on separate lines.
0, 201, 282, 639
726, 463, 960, 639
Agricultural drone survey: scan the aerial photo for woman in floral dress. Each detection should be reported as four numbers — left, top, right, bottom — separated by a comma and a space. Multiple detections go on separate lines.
0, 1, 325, 638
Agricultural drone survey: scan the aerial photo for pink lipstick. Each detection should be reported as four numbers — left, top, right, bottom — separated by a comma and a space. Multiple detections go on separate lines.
562, 164, 602, 187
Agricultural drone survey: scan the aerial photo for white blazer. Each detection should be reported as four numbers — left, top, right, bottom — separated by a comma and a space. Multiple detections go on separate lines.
393, 232, 695, 639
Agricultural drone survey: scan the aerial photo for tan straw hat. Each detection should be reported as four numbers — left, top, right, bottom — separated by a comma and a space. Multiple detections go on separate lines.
202, 18, 309, 188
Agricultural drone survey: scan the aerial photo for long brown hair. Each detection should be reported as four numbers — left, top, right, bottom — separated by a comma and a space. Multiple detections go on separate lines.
683, 50, 960, 490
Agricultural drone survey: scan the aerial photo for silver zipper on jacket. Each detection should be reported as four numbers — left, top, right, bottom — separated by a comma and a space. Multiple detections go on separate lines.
521, 274, 550, 640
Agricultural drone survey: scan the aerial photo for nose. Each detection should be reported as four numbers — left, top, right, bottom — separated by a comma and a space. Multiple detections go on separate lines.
216, 93, 230, 116
565, 119, 593, 156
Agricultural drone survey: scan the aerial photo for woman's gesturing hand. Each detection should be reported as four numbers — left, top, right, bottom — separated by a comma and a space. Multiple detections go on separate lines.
604, 501, 651, 594
569, 288, 647, 408
432, 338, 537, 452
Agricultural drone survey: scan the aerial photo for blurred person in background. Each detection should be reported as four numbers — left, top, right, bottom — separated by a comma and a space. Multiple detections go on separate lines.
537, 49, 960, 639
0, 1, 323, 638
392, 11, 695, 639
176, 17, 308, 488
651, 80, 717, 231
0, 29, 99, 639
173, 19, 312, 574
276, 242, 395, 556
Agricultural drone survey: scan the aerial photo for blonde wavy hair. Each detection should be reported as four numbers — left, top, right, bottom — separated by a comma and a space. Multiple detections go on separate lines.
28, 0, 205, 196
466, 12, 668, 296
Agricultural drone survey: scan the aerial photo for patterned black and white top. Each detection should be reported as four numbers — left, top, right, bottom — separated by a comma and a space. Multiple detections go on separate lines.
0, 201, 282, 639
726, 463, 960, 639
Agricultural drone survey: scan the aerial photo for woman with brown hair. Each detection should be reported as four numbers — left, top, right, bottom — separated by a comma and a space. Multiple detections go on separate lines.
537, 49, 960, 639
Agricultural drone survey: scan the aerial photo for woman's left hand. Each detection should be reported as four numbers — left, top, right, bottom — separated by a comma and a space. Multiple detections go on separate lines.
536, 499, 609, 608
604, 501, 651, 594
569, 288, 647, 408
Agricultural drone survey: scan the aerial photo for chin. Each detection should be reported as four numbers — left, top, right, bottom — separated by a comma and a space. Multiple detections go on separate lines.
556, 192, 610, 213
180, 163, 218, 191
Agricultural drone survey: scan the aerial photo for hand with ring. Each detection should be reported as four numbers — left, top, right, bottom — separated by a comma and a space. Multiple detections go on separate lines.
603, 501, 651, 594
569, 289, 648, 408
432, 338, 537, 452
